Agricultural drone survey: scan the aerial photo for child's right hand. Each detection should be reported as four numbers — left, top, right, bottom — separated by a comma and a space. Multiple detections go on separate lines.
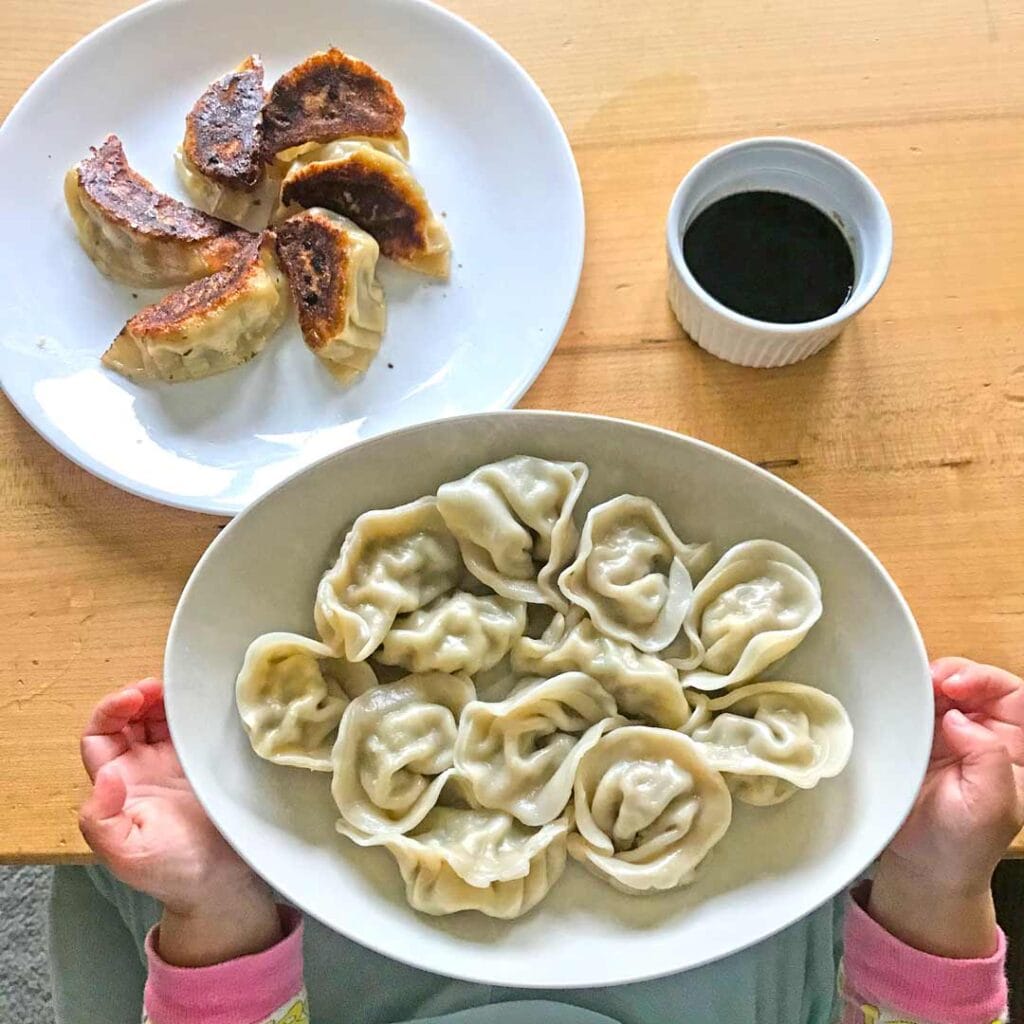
79, 678, 282, 966
869, 658, 1024, 958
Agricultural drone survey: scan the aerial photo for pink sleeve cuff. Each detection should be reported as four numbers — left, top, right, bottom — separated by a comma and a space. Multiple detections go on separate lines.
144, 905, 304, 1024
844, 882, 1007, 1024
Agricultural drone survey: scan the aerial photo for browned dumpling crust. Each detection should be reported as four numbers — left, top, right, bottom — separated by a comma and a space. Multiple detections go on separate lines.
262, 48, 407, 159
275, 211, 353, 351
182, 55, 266, 190
280, 142, 449, 277
102, 234, 290, 383
65, 134, 253, 287
275, 209, 386, 382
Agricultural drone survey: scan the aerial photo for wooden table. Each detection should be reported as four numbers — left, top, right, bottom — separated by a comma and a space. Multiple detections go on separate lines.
2, 0, 1023, 863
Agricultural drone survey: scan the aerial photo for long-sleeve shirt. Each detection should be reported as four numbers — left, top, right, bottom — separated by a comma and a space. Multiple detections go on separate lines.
139, 886, 1008, 1024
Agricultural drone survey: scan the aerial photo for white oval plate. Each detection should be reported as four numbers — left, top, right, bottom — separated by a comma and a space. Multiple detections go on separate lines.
165, 411, 932, 989
0, 0, 583, 515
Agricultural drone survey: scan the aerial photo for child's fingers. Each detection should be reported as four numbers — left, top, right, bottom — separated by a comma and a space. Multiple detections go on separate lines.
135, 677, 164, 709
144, 719, 172, 744
80, 733, 129, 780
931, 657, 977, 685
942, 709, 1016, 803
942, 709, 1010, 773
78, 764, 133, 857
941, 663, 1021, 707
83, 686, 146, 737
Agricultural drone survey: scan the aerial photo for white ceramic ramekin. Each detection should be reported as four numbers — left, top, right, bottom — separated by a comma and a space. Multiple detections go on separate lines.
666, 137, 893, 368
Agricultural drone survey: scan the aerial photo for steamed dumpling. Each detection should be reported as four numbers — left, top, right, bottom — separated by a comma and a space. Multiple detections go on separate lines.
670, 540, 823, 688
437, 456, 589, 611
331, 672, 474, 835
688, 681, 853, 805
378, 591, 527, 676
512, 609, 692, 729
235, 631, 377, 770
280, 140, 449, 277
176, 55, 280, 232
338, 801, 568, 919
471, 655, 531, 703
568, 726, 732, 893
558, 495, 712, 653
454, 672, 621, 826
65, 134, 253, 288
101, 234, 290, 383
315, 497, 463, 661
274, 208, 387, 383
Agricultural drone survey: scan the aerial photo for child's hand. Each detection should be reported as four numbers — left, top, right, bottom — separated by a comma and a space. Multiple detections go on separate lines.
884, 658, 1024, 890
869, 658, 1024, 957
79, 679, 281, 966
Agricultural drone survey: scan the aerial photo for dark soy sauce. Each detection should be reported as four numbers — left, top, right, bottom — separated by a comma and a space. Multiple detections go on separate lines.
682, 191, 855, 323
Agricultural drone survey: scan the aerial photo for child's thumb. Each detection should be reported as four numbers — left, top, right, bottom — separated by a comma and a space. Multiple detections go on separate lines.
78, 763, 130, 857
942, 709, 1014, 791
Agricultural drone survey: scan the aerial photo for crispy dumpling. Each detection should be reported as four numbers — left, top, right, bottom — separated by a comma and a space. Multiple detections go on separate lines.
263, 48, 408, 160
688, 681, 853, 804
670, 540, 823, 689
314, 497, 463, 661
338, 802, 569, 918
377, 591, 527, 676
101, 234, 289, 383
568, 726, 732, 893
436, 456, 589, 610
274, 208, 386, 382
176, 55, 280, 232
454, 672, 621, 826
65, 134, 252, 287
235, 631, 377, 770
280, 140, 450, 277
331, 672, 474, 836
558, 495, 713, 653
512, 609, 692, 729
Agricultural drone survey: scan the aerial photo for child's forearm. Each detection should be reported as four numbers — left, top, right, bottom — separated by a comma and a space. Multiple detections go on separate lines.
868, 850, 999, 959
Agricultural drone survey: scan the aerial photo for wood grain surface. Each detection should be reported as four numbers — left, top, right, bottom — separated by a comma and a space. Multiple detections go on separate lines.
1, 0, 1022, 861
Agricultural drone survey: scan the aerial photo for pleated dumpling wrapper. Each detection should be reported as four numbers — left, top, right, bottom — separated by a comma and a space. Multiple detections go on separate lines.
274, 208, 387, 383
65, 134, 253, 288
315, 497, 463, 662
235, 631, 377, 770
338, 775, 569, 919
668, 539, 823, 688
279, 139, 450, 277
512, 608, 693, 729
332, 672, 474, 836
568, 726, 732, 893
377, 591, 527, 676
102, 233, 290, 383
437, 456, 589, 611
454, 671, 623, 827
175, 55, 282, 232
558, 494, 713, 653
687, 681, 853, 806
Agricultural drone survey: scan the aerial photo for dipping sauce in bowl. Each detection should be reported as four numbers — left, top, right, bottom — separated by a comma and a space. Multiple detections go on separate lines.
666, 137, 893, 368
682, 190, 855, 324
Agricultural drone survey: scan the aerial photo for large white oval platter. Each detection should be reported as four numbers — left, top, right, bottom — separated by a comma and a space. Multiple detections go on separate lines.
165, 411, 932, 988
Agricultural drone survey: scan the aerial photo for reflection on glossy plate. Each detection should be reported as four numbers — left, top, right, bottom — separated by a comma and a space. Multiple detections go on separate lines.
0, 0, 584, 514
165, 412, 932, 988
